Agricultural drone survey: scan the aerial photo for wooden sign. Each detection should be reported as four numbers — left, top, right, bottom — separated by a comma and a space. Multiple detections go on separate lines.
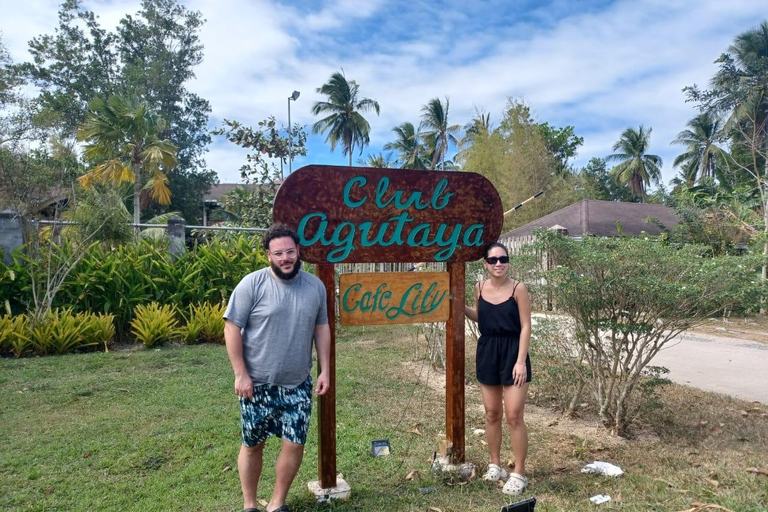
273, 165, 503, 264
339, 272, 450, 326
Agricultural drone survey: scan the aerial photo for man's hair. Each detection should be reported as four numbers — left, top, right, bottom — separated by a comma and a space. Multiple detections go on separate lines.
262, 223, 300, 251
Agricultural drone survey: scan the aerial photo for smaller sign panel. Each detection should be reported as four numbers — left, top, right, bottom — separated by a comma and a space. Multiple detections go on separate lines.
339, 272, 450, 326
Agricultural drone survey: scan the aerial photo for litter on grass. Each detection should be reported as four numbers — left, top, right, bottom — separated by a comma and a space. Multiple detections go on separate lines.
581, 461, 624, 477
589, 494, 612, 505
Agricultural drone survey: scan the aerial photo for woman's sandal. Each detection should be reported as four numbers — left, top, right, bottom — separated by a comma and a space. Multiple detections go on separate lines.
502, 472, 528, 495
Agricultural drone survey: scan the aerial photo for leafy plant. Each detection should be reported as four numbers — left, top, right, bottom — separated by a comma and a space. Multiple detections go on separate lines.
0, 251, 27, 315
131, 303, 179, 347
11, 235, 269, 341
49, 309, 98, 355
0, 315, 25, 356
525, 230, 760, 435
82, 313, 115, 353
27, 314, 56, 356
182, 302, 225, 344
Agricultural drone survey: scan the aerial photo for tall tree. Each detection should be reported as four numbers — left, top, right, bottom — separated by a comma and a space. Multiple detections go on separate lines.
671, 113, 729, 184
455, 108, 492, 166
0, 35, 40, 147
18, 0, 214, 223
358, 152, 394, 168
420, 97, 460, 170
383, 122, 428, 169
577, 157, 635, 202
77, 95, 178, 228
536, 122, 584, 175
685, 20, 768, 313
463, 99, 582, 231
312, 70, 380, 166
213, 116, 308, 228
118, 0, 215, 222
606, 126, 663, 201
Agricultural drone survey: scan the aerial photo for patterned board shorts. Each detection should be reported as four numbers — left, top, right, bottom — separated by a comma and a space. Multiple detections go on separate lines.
239, 376, 313, 446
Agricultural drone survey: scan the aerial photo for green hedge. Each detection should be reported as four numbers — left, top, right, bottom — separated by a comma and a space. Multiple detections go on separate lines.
1, 236, 268, 340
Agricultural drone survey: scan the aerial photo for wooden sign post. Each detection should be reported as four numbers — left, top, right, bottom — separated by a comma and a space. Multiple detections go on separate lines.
274, 165, 502, 489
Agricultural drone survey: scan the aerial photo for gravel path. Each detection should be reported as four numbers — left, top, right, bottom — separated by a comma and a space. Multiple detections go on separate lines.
652, 330, 768, 404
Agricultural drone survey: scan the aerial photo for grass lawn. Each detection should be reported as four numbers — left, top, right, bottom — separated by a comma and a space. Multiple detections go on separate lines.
1, 324, 767, 511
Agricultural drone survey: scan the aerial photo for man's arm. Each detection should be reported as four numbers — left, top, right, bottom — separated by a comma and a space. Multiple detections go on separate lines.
224, 320, 254, 400
313, 323, 331, 395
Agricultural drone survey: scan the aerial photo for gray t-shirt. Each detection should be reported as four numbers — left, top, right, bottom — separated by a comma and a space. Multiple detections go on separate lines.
224, 268, 328, 388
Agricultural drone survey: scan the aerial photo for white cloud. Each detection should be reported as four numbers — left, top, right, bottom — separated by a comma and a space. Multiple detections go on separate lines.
2, 0, 766, 186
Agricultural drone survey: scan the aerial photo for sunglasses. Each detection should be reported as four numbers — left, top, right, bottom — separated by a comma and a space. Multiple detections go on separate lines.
485, 256, 509, 264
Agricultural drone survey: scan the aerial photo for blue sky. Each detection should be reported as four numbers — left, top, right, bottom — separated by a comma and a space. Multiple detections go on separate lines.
2, 0, 766, 188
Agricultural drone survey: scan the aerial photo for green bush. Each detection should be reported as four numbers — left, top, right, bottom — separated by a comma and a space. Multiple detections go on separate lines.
47, 309, 96, 355
0, 315, 32, 357
131, 303, 179, 347
0, 310, 115, 357
0, 250, 29, 315
82, 313, 116, 352
182, 302, 225, 344
522, 230, 761, 435
46, 235, 267, 340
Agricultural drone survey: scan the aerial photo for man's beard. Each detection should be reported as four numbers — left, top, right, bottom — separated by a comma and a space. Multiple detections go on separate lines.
271, 258, 302, 280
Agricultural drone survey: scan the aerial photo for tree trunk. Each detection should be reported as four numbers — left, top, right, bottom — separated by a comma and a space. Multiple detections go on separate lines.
761, 132, 768, 315
761, 198, 767, 315
567, 379, 585, 416
133, 166, 141, 236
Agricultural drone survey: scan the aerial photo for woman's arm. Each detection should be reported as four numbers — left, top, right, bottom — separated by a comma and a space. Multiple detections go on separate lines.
513, 282, 532, 387
464, 282, 481, 322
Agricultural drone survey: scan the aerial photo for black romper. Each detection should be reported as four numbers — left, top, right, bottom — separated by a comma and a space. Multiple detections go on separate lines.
476, 281, 532, 386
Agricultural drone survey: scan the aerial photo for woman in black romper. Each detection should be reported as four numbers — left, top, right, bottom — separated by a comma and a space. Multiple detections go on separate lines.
464, 242, 531, 495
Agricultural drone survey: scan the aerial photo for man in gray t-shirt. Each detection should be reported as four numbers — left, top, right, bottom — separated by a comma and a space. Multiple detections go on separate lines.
224, 224, 330, 512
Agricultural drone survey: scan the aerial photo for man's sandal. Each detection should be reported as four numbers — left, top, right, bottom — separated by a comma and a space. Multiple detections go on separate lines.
243, 508, 260, 512
502, 473, 528, 495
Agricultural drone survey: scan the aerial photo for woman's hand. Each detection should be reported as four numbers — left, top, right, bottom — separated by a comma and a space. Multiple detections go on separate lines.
512, 361, 527, 387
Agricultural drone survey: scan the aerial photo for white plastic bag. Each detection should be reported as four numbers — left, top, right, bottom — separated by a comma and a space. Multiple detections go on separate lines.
581, 461, 624, 477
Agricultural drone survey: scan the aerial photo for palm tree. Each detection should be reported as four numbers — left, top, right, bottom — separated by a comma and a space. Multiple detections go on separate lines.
420, 97, 460, 170
358, 152, 394, 168
312, 71, 380, 166
455, 108, 492, 165
77, 95, 178, 228
606, 125, 662, 201
670, 161, 699, 188
671, 113, 729, 184
714, 21, 768, 312
383, 122, 429, 169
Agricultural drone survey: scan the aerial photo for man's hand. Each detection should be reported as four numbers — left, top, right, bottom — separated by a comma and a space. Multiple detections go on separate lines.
314, 371, 330, 396
235, 373, 254, 400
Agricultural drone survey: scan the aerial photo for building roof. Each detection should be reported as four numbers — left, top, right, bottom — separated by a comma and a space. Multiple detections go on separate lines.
501, 199, 679, 238
204, 183, 244, 202
204, 182, 281, 203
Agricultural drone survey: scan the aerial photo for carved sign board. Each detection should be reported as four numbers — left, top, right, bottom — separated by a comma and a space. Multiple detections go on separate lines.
273, 165, 503, 264
339, 272, 450, 326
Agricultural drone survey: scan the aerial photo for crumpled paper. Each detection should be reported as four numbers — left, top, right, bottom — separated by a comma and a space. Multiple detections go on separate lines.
581, 461, 624, 477
589, 494, 612, 504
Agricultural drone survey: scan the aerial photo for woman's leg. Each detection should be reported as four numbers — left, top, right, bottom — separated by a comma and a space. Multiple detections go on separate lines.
503, 383, 529, 475
479, 383, 504, 465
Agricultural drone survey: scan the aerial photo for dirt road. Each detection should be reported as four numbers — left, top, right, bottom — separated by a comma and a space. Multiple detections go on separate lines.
652, 330, 768, 404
